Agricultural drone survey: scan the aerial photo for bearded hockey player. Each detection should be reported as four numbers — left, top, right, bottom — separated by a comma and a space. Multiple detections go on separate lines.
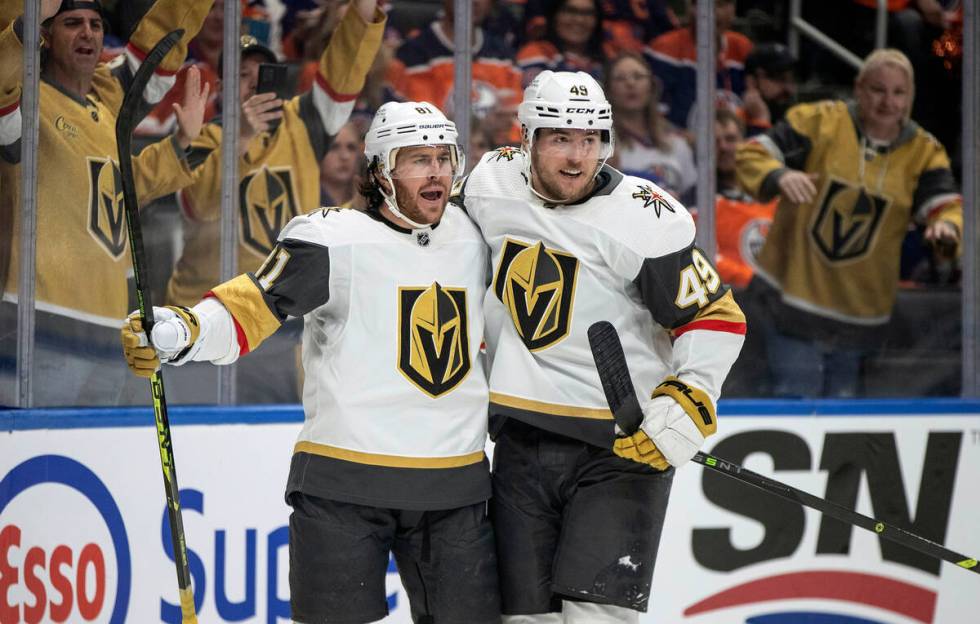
462, 70, 746, 623
121, 103, 500, 624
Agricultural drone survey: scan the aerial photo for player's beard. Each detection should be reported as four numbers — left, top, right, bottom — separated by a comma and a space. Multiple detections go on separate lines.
392, 177, 449, 225
531, 151, 598, 204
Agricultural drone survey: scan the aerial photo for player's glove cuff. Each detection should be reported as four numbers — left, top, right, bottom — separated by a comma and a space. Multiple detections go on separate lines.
636, 377, 717, 468
152, 305, 203, 365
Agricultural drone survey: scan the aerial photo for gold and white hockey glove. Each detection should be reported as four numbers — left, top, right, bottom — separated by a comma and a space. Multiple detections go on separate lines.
121, 306, 202, 378
614, 376, 717, 470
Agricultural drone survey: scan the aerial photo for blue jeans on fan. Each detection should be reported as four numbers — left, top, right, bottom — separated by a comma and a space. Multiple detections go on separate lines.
762, 322, 865, 399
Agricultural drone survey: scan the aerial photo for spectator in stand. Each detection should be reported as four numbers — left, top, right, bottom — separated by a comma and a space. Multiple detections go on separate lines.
713, 108, 774, 289
742, 41, 797, 137
163, 1, 385, 403
646, 0, 753, 130
319, 121, 363, 207
0, 0, 213, 407
384, 0, 522, 145
515, 0, 610, 87
295, 0, 399, 131
712, 107, 776, 397
736, 48, 962, 398
137, 0, 224, 136
605, 52, 696, 201
523, 0, 677, 55
466, 116, 494, 175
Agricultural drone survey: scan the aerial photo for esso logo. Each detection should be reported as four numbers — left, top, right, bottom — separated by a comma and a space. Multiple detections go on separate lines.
0, 455, 131, 624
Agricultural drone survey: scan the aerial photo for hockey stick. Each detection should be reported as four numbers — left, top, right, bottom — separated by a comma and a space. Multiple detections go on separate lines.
587, 320, 980, 575
116, 29, 199, 622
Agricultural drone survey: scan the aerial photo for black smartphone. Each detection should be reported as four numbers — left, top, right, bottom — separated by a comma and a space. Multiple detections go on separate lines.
256, 63, 290, 132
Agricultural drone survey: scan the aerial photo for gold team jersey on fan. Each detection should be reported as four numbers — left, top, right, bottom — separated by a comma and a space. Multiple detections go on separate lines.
165, 6, 384, 307
737, 100, 963, 331
463, 148, 746, 448
205, 206, 490, 510
0, 1, 211, 325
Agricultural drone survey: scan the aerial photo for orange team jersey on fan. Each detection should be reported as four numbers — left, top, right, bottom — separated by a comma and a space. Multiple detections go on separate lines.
385, 22, 522, 121
515, 40, 611, 87
713, 190, 776, 289
646, 28, 752, 128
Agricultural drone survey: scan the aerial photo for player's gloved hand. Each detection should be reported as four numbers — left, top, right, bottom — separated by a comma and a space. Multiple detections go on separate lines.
121, 306, 201, 377
614, 377, 717, 470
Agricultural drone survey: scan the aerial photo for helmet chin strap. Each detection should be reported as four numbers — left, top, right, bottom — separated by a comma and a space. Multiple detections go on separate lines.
379, 169, 433, 229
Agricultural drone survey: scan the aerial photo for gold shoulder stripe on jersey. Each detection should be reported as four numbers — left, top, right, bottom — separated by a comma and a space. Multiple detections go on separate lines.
211, 274, 282, 352
652, 376, 716, 436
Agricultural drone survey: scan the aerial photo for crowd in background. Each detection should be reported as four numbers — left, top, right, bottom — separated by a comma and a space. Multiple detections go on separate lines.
0, 0, 968, 405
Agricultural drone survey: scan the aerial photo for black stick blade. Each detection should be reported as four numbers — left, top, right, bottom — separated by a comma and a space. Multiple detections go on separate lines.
588, 321, 643, 435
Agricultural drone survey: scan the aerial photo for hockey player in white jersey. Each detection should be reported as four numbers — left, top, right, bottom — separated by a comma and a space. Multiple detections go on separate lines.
121, 102, 500, 624
462, 70, 746, 623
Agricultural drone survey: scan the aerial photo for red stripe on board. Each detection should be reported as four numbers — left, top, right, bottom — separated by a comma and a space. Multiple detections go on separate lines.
126, 42, 178, 76
673, 319, 747, 337
203, 292, 251, 356
315, 72, 359, 103
683, 571, 936, 623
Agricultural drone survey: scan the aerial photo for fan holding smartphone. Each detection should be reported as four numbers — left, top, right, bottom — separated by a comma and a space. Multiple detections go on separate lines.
254, 61, 291, 133
161, 1, 387, 406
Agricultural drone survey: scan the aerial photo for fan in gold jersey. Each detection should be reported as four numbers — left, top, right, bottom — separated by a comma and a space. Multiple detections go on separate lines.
736, 48, 962, 398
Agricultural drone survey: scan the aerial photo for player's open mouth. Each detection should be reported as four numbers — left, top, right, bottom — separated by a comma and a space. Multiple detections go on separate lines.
420, 190, 443, 201
560, 169, 582, 179
76, 46, 96, 56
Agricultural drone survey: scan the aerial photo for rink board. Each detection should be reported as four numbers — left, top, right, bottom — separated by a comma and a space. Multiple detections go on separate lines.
1, 400, 979, 624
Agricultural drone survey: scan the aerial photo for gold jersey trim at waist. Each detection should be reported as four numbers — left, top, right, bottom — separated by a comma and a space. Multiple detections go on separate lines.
490, 392, 613, 420
294, 441, 486, 469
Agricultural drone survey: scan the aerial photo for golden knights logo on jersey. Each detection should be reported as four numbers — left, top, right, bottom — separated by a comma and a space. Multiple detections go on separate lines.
493, 238, 579, 351
86, 156, 127, 259
398, 283, 471, 398
240, 165, 300, 257
812, 179, 888, 261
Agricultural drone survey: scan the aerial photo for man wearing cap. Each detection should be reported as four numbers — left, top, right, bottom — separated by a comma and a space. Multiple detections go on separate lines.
162, 0, 385, 402
0, 0, 213, 406
742, 41, 798, 136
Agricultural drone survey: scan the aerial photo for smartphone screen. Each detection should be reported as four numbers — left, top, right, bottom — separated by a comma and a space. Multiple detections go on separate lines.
256, 63, 290, 132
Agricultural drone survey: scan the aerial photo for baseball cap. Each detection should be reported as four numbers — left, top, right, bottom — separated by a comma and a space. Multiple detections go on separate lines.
745, 42, 797, 75
217, 34, 277, 75
52, 0, 106, 19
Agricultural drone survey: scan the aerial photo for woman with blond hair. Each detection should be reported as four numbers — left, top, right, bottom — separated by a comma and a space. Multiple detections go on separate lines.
736, 48, 962, 398
605, 51, 696, 200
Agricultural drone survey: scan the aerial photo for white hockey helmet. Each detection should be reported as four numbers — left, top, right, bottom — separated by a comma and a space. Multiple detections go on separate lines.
517, 71, 614, 201
364, 101, 464, 228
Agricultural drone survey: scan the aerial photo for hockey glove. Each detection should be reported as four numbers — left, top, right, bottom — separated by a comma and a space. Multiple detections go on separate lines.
614, 376, 717, 470
121, 306, 202, 377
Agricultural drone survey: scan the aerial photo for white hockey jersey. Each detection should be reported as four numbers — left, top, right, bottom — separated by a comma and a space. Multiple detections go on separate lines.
463, 148, 746, 448
207, 205, 490, 510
